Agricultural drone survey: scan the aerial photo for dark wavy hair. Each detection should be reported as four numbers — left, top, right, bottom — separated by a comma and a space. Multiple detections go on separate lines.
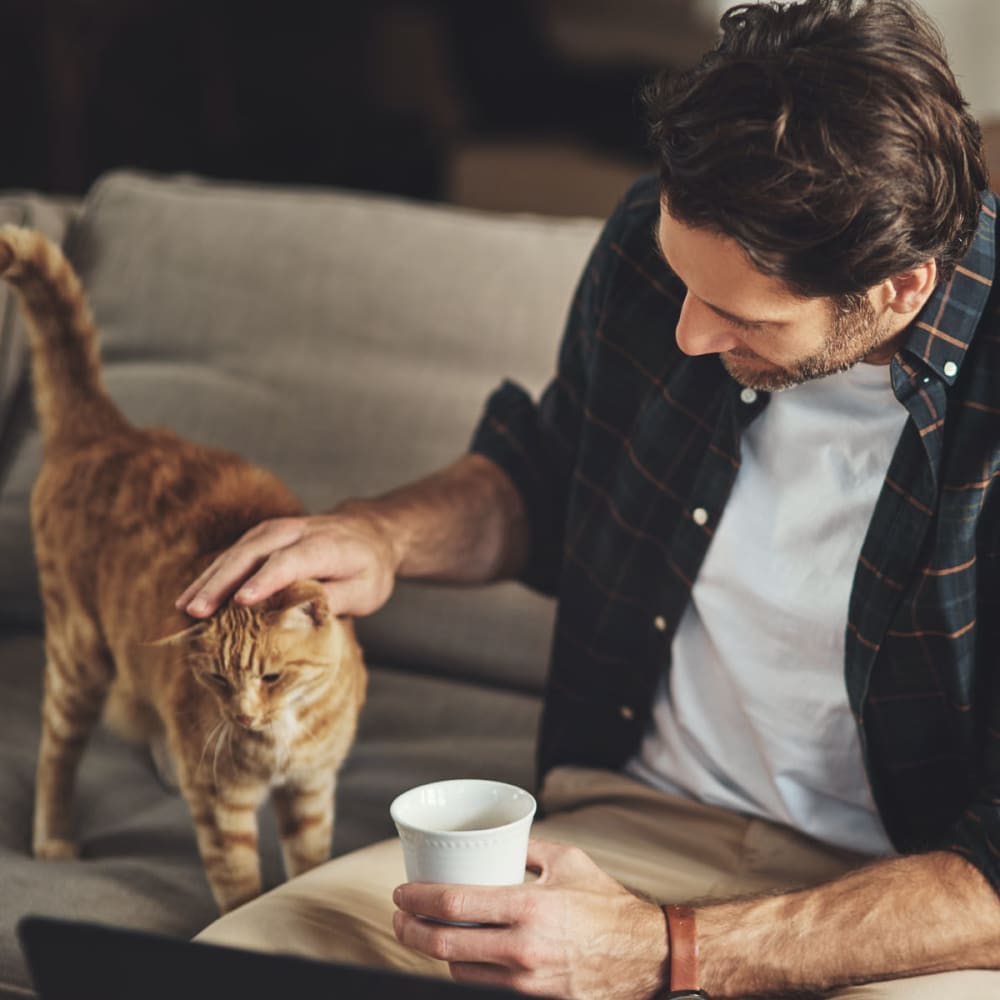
643, 0, 988, 298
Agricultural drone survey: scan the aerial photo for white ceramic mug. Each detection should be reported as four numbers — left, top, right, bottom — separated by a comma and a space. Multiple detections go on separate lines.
390, 778, 537, 886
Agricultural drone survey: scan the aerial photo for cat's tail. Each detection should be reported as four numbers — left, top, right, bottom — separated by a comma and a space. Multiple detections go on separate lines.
0, 225, 130, 452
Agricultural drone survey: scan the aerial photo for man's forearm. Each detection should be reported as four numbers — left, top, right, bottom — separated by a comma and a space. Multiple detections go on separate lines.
336, 453, 530, 585
697, 850, 1000, 997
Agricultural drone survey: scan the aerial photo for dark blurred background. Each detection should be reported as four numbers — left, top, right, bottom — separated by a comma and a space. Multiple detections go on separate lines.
1, 0, 718, 217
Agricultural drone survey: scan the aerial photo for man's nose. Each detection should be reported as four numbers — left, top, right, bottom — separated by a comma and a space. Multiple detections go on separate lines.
675, 293, 743, 357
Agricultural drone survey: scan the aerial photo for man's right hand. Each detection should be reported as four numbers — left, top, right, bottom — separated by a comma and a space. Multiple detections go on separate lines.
175, 507, 401, 619
176, 454, 529, 620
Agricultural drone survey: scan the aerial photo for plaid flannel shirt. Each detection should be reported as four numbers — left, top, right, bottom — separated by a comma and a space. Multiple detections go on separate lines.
471, 175, 1000, 893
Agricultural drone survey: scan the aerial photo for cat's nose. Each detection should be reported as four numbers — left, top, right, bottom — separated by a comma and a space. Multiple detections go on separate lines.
234, 713, 256, 728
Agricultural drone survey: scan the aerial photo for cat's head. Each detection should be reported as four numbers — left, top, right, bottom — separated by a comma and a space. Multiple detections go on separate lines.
158, 581, 348, 732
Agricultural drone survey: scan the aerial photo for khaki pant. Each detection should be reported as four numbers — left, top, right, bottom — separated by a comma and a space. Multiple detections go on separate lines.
197, 767, 1000, 998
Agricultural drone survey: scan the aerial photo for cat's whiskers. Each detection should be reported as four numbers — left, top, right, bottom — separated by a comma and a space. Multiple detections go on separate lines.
197, 717, 226, 776
225, 721, 236, 778
211, 717, 232, 791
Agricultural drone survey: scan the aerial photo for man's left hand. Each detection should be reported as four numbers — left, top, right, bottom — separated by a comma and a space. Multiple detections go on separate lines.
392, 838, 668, 999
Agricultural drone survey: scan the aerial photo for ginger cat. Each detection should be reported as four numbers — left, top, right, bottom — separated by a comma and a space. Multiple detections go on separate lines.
0, 225, 367, 913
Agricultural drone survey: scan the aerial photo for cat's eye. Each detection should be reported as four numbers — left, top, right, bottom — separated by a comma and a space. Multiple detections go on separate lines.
208, 672, 230, 689
262, 673, 282, 685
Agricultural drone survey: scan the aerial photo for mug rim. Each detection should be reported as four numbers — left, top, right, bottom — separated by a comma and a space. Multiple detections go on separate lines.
390, 778, 537, 837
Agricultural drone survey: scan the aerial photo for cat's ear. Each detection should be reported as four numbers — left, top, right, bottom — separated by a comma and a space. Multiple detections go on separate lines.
147, 619, 210, 647
264, 582, 330, 631
280, 595, 331, 631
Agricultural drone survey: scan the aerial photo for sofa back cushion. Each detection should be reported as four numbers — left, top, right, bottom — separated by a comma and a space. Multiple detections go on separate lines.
0, 171, 603, 692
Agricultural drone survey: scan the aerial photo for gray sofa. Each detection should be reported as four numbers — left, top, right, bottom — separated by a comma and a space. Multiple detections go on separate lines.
0, 171, 604, 998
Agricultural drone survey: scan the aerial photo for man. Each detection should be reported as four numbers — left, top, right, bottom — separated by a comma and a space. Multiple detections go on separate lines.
178, 1, 1000, 996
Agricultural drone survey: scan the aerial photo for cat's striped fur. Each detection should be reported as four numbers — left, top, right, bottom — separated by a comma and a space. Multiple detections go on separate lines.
0, 225, 366, 912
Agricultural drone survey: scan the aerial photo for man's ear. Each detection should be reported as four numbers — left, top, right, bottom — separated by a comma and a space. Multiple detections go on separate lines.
882, 259, 938, 315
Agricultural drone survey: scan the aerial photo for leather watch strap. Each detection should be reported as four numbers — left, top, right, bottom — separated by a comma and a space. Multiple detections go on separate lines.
664, 904, 700, 992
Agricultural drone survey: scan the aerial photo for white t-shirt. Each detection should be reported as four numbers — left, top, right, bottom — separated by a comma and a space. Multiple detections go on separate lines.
627, 362, 907, 855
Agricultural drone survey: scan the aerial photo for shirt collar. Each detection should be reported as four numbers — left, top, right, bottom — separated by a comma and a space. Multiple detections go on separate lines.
900, 190, 997, 385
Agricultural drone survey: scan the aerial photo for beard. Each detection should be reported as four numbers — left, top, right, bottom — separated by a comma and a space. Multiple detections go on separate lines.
720, 296, 892, 392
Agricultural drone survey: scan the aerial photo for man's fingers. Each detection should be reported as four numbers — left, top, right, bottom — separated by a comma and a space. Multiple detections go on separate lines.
230, 547, 311, 604
392, 911, 521, 966
174, 567, 215, 611
393, 883, 529, 928
178, 550, 270, 616
174, 514, 395, 619
181, 547, 372, 619
177, 549, 255, 610
176, 520, 306, 615
234, 543, 367, 608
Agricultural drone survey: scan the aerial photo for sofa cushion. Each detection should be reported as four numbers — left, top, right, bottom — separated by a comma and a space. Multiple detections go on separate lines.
0, 170, 604, 692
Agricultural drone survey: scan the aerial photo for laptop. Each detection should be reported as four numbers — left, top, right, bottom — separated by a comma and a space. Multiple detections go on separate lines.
19, 915, 536, 1000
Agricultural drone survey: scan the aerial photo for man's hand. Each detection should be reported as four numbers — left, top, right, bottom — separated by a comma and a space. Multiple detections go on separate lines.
176, 454, 529, 619
175, 507, 400, 618
392, 839, 667, 1000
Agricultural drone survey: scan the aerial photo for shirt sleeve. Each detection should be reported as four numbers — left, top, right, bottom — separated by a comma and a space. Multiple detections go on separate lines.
940, 759, 1000, 895
930, 479, 1000, 893
468, 185, 636, 596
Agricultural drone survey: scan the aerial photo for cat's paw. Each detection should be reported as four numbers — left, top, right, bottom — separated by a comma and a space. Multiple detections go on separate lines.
33, 837, 80, 861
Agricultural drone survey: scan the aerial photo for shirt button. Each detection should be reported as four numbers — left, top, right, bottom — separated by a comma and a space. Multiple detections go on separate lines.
943, 361, 958, 378
692, 507, 709, 527
619, 705, 635, 721
653, 614, 667, 632
740, 387, 758, 404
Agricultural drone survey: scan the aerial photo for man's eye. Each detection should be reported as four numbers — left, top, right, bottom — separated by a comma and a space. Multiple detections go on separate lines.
262, 673, 283, 685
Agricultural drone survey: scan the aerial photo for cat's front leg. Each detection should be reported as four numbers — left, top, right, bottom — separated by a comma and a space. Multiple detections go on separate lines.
272, 771, 336, 879
183, 781, 267, 913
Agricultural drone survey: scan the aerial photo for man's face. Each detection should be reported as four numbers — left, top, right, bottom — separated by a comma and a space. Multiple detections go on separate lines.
655, 204, 897, 392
